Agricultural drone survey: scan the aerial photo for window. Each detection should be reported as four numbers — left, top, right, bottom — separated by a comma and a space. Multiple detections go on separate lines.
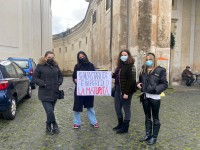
92, 11, 96, 24
86, 37, 87, 44
52, 49, 54, 52
65, 47, 67, 53
79, 41, 82, 49
172, 0, 177, 10
106, 0, 111, 10
2, 63, 17, 78
32, 61, 36, 70
59, 48, 61, 53
72, 44, 74, 51
12, 60, 29, 69
12, 63, 24, 77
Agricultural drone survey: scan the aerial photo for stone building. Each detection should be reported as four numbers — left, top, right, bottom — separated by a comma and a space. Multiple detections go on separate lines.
0, 0, 52, 61
171, 0, 200, 84
53, 0, 200, 84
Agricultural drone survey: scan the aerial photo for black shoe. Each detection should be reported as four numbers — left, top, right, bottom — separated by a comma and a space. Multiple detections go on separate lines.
113, 124, 123, 131
52, 122, 60, 134
116, 120, 129, 134
46, 123, 53, 135
52, 128, 60, 134
116, 128, 128, 134
139, 135, 152, 142
113, 118, 123, 131
147, 137, 157, 145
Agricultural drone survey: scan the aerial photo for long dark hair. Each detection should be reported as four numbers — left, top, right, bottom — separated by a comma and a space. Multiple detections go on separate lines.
116, 49, 135, 67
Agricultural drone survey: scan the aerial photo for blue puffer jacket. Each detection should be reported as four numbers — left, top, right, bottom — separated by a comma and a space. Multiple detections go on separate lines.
139, 66, 168, 94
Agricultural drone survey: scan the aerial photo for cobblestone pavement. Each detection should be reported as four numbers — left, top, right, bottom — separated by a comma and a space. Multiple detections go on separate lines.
0, 77, 200, 150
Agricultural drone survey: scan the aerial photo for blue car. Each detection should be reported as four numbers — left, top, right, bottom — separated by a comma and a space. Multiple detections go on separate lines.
7, 57, 37, 89
0, 60, 32, 120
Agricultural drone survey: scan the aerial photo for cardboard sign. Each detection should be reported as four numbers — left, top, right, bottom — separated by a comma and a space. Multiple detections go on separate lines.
77, 71, 112, 96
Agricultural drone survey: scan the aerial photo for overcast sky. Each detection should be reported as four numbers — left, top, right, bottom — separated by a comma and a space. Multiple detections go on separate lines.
51, 0, 89, 35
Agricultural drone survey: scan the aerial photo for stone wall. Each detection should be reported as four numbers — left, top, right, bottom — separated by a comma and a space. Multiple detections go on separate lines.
0, 0, 52, 61
171, 0, 200, 84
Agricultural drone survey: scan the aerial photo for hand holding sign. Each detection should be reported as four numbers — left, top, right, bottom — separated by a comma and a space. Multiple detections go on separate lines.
77, 71, 112, 96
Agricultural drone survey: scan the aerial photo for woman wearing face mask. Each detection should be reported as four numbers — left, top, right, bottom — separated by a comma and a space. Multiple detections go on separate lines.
137, 52, 168, 145
72, 51, 99, 129
112, 49, 136, 134
32, 51, 63, 135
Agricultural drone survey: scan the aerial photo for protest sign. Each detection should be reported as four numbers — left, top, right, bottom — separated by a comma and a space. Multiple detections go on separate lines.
77, 71, 112, 96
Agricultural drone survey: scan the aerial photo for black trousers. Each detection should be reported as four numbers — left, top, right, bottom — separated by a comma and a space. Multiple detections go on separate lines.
114, 85, 132, 120
42, 101, 57, 124
184, 76, 195, 86
142, 98, 161, 128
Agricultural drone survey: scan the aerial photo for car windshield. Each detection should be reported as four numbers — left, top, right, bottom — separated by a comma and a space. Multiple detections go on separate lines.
12, 60, 29, 69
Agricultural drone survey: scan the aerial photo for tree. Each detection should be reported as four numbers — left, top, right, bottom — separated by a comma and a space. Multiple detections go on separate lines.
170, 33, 175, 49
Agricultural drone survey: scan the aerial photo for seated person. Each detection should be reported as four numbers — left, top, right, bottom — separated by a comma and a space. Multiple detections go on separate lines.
181, 66, 195, 86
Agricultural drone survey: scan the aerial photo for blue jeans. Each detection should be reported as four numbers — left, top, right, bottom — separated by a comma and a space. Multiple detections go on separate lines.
73, 107, 97, 125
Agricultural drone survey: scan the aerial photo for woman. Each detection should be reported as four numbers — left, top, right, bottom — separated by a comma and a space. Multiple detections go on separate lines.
137, 52, 168, 145
72, 51, 99, 129
32, 51, 63, 135
112, 49, 136, 134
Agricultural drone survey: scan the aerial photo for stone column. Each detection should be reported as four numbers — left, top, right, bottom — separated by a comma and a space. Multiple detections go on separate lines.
137, 0, 172, 80
112, 0, 128, 69
194, 0, 200, 71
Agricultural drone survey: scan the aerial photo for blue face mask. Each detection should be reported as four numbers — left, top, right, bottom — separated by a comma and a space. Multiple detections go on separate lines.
146, 60, 153, 67
120, 56, 128, 62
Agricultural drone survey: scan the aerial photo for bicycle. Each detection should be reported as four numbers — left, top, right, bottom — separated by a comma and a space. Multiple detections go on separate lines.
192, 74, 200, 85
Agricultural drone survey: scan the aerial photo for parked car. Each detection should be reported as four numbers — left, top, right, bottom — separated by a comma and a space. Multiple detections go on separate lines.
7, 57, 36, 89
0, 60, 32, 120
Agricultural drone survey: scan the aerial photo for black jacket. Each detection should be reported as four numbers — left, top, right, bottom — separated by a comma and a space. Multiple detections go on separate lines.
72, 51, 95, 112
32, 58, 63, 101
139, 66, 168, 94
113, 63, 136, 95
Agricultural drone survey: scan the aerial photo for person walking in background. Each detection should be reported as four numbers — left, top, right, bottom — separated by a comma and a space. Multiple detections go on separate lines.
181, 66, 195, 86
112, 49, 136, 134
32, 51, 63, 135
72, 51, 99, 129
137, 52, 168, 145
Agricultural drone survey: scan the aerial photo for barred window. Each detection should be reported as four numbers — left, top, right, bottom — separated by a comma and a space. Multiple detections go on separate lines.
92, 10, 96, 24
79, 41, 82, 49
172, 0, 177, 10
106, 0, 111, 10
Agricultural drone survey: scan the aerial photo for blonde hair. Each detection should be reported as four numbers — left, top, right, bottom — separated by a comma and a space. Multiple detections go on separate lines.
141, 52, 157, 74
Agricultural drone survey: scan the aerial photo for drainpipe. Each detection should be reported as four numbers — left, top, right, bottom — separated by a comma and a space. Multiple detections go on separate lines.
40, 0, 43, 56
109, 0, 113, 71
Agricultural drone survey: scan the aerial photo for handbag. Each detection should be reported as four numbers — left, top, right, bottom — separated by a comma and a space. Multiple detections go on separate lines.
111, 86, 116, 97
138, 92, 146, 103
58, 90, 64, 99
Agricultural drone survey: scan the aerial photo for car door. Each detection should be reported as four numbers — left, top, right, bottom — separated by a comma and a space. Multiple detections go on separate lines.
12, 63, 29, 99
2, 62, 22, 99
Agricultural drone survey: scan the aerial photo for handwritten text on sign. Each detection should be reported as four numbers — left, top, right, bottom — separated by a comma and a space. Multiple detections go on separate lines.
77, 71, 112, 96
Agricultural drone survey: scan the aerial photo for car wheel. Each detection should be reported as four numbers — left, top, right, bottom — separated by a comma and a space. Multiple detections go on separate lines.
26, 85, 32, 98
3, 97, 17, 120
31, 83, 36, 89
